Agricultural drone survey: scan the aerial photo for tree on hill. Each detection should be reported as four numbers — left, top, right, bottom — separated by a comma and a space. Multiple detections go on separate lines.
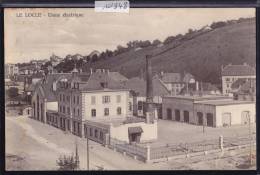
152, 39, 162, 46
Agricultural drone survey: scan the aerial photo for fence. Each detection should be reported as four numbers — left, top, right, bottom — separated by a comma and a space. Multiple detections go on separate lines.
149, 134, 256, 161
108, 134, 255, 162
109, 138, 148, 161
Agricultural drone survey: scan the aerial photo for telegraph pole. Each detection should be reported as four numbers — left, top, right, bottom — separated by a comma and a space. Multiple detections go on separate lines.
86, 133, 90, 170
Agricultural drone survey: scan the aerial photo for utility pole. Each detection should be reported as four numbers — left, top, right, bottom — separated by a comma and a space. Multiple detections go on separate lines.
86, 132, 90, 170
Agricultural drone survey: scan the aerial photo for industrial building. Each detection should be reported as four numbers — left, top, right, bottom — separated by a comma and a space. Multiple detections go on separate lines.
162, 95, 255, 127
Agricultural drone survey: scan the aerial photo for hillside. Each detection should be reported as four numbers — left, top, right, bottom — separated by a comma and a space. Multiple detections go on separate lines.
63, 18, 256, 84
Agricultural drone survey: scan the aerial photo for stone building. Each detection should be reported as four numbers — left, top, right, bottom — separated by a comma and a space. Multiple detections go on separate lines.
221, 63, 256, 94
162, 95, 255, 127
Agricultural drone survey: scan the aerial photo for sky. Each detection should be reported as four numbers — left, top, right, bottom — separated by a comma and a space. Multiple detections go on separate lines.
5, 8, 255, 63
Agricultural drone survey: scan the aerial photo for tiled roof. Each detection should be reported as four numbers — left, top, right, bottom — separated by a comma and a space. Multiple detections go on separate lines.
81, 72, 126, 91
161, 72, 194, 83
231, 78, 248, 89
122, 76, 170, 97
108, 72, 128, 82
222, 64, 256, 76
162, 73, 182, 83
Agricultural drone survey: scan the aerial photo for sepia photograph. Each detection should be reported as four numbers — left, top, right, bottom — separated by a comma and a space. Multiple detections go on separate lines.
4, 7, 256, 170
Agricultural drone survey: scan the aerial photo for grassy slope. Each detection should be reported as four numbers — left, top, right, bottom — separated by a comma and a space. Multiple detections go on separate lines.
84, 19, 255, 84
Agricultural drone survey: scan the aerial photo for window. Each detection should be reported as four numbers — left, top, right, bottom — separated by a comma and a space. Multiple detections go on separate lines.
104, 108, 109, 116
117, 107, 122, 115
77, 109, 80, 116
128, 102, 132, 111
91, 96, 96, 105
116, 95, 121, 103
227, 84, 229, 88
102, 96, 110, 103
67, 96, 70, 102
100, 132, 104, 141
73, 96, 75, 104
91, 109, 96, 117
60, 94, 62, 101
94, 129, 98, 138
73, 108, 75, 115
67, 107, 70, 115
90, 128, 93, 136
77, 96, 79, 105
63, 106, 65, 113
59, 105, 62, 112
138, 101, 143, 110
226, 78, 230, 81
63, 94, 65, 102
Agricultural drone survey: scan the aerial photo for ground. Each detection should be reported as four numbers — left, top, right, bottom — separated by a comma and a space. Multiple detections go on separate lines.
5, 116, 256, 170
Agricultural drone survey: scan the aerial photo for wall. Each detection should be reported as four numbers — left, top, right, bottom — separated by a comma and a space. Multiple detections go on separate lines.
162, 97, 194, 123
46, 101, 58, 111
222, 75, 256, 94
110, 120, 158, 143
215, 103, 255, 127
82, 90, 129, 120
194, 103, 216, 126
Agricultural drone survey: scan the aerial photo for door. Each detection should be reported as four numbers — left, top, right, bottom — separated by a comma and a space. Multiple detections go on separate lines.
175, 110, 180, 121
184, 111, 189, 123
167, 108, 172, 120
241, 111, 250, 125
206, 113, 214, 127
197, 112, 203, 125
222, 113, 231, 127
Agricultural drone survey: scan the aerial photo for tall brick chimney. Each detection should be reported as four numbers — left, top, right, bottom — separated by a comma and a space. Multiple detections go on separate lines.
145, 55, 154, 123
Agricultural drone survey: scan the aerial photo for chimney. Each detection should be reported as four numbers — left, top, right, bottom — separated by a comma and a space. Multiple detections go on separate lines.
146, 55, 153, 103
145, 55, 155, 124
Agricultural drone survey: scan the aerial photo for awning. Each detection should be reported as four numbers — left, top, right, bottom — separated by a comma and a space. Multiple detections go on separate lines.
128, 126, 143, 134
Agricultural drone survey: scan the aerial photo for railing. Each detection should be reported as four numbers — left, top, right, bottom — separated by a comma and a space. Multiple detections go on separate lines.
149, 134, 255, 161
109, 138, 147, 161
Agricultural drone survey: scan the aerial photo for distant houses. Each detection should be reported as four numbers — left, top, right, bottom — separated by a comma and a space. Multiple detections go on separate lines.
221, 63, 256, 94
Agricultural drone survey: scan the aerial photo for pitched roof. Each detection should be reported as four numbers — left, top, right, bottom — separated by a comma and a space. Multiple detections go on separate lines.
108, 72, 128, 82
122, 76, 170, 97
80, 72, 126, 91
161, 73, 182, 83
222, 64, 256, 76
161, 72, 194, 83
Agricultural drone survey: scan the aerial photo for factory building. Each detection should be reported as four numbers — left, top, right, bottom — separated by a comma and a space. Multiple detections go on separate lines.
162, 95, 255, 127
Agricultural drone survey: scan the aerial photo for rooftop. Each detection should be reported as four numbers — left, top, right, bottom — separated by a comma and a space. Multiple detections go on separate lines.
221, 64, 256, 76
195, 99, 255, 106
164, 94, 232, 101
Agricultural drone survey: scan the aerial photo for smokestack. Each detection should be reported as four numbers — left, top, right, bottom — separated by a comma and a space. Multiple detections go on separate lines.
145, 55, 155, 123
146, 55, 153, 103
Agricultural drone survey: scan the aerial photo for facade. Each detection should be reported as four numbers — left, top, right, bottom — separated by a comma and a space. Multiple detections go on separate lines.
162, 95, 255, 127
44, 69, 158, 144
159, 72, 195, 95
221, 63, 256, 94
31, 73, 71, 123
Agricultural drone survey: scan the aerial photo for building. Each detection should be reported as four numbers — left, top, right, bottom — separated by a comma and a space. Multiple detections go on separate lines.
159, 72, 195, 95
5, 64, 19, 78
44, 69, 157, 144
31, 73, 72, 123
221, 63, 256, 94
121, 76, 170, 118
162, 95, 255, 127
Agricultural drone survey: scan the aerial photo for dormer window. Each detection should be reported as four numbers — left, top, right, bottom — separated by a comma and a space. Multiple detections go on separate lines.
100, 82, 108, 88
